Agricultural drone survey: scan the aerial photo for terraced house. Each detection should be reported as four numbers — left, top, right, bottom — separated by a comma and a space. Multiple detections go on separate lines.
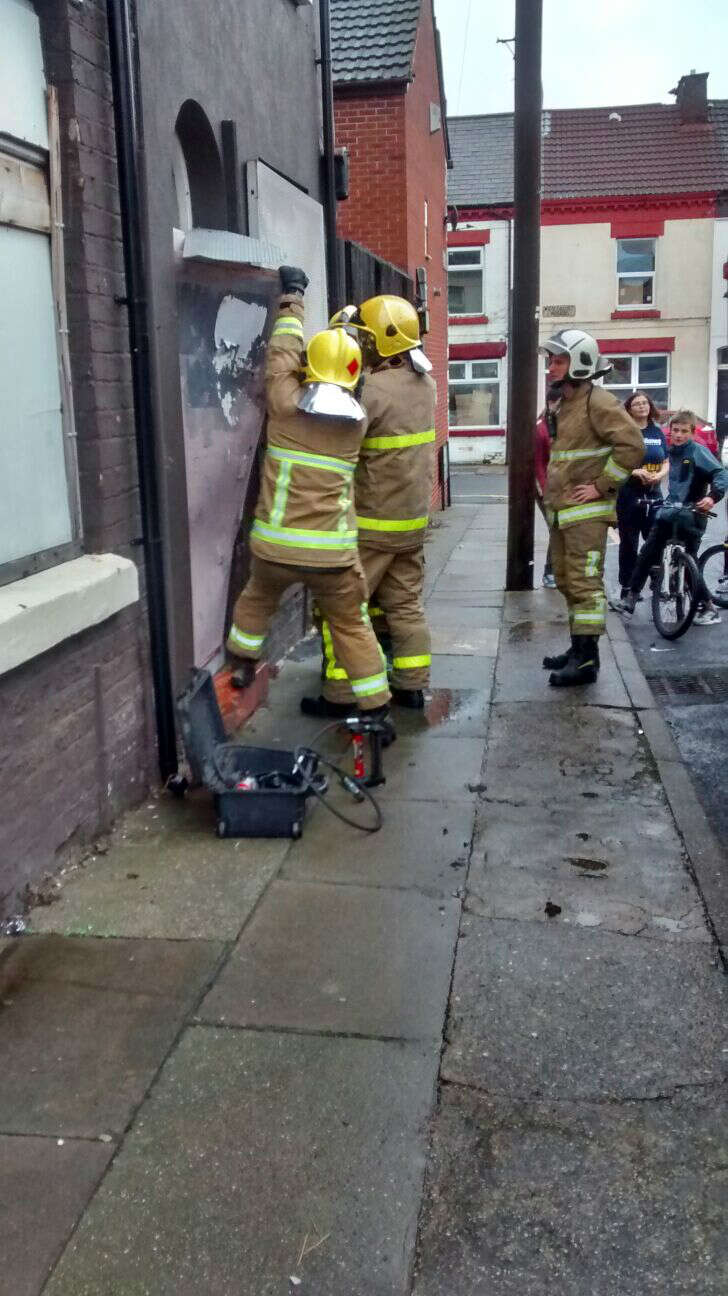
446, 72, 728, 464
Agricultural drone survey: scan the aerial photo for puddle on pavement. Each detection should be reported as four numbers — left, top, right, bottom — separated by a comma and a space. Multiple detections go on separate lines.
508, 620, 536, 643
423, 688, 485, 730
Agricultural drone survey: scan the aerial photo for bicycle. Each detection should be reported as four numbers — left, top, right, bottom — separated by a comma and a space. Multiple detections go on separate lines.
649, 508, 711, 640
698, 535, 728, 609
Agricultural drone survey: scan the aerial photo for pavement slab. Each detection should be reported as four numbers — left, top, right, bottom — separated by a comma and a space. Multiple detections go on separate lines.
0, 1134, 113, 1296
483, 701, 664, 805
280, 798, 474, 892
429, 655, 495, 692
200, 880, 460, 1039
466, 802, 707, 941
394, 687, 490, 740
430, 572, 507, 594
0, 935, 222, 1136
443, 915, 728, 1101
494, 621, 631, 707
373, 734, 486, 802
28, 796, 288, 941
430, 625, 500, 657
413, 1085, 728, 1296
425, 589, 505, 607
44, 1027, 439, 1296
426, 603, 503, 628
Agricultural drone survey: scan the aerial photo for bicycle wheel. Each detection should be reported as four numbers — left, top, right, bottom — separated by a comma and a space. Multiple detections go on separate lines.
699, 543, 728, 608
651, 547, 700, 639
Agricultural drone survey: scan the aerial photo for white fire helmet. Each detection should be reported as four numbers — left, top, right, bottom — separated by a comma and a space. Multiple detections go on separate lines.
541, 329, 602, 381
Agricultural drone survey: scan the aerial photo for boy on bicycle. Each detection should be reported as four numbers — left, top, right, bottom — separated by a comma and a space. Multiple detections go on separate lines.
620, 410, 728, 625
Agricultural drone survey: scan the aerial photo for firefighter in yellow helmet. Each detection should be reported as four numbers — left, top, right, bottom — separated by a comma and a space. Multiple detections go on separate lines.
226, 266, 391, 722
302, 294, 436, 717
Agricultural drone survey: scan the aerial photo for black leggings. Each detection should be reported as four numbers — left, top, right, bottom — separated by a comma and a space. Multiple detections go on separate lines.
616, 489, 661, 589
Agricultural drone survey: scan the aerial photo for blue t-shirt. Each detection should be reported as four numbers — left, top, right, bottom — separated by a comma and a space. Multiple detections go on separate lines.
624, 419, 667, 494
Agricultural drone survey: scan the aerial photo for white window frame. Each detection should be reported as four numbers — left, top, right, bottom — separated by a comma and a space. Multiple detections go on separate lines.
448, 359, 501, 430
0, 97, 82, 589
447, 246, 485, 317
600, 352, 670, 408
615, 237, 657, 309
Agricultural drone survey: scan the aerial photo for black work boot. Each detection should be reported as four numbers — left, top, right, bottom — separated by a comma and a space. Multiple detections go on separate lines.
300, 695, 354, 719
543, 635, 575, 671
229, 659, 257, 690
390, 687, 425, 710
548, 635, 599, 687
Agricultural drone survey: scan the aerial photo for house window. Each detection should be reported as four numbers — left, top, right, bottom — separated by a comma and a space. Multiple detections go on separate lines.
448, 247, 484, 316
0, 0, 80, 587
448, 360, 500, 428
601, 353, 670, 412
616, 238, 656, 306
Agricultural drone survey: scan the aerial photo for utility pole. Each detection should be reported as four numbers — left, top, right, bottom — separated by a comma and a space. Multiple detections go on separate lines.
506, 0, 543, 590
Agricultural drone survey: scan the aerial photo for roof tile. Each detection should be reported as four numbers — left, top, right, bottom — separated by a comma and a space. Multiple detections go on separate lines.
331, 0, 421, 84
448, 100, 728, 206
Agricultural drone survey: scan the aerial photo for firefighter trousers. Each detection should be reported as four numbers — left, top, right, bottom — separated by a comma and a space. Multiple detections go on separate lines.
227, 556, 390, 710
550, 520, 608, 637
321, 545, 431, 703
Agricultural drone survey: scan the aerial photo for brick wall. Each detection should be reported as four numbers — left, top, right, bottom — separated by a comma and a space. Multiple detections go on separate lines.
334, 87, 408, 273
333, 5, 449, 507
0, 0, 154, 920
403, 2, 449, 508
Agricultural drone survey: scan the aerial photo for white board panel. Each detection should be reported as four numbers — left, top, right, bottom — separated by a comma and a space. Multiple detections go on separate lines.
0, 0, 49, 150
247, 160, 328, 338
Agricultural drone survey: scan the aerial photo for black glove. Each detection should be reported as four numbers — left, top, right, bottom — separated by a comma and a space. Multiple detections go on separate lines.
279, 265, 309, 296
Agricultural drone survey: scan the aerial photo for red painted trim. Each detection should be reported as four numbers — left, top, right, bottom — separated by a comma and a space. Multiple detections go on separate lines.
448, 427, 505, 438
611, 217, 664, 239
597, 336, 675, 354
449, 314, 489, 325
458, 191, 717, 226
449, 341, 507, 359
448, 229, 490, 246
611, 309, 662, 320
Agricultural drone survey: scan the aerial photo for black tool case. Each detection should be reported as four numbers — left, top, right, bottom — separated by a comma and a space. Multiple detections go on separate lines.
175, 668, 317, 839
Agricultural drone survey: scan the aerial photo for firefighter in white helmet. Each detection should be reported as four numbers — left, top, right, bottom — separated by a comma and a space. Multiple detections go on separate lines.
226, 266, 391, 723
541, 329, 643, 686
302, 294, 436, 717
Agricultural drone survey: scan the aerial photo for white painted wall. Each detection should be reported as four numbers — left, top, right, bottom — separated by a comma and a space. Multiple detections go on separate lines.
448, 213, 716, 464
708, 216, 728, 426
448, 219, 510, 464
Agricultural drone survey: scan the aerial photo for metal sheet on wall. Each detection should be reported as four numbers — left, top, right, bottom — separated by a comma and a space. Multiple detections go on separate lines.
177, 261, 278, 667
247, 160, 328, 337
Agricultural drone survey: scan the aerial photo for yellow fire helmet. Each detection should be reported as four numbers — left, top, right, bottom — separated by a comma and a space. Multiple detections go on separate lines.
357, 295, 420, 357
298, 328, 365, 422
328, 304, 358, 329
303, 328, 362, 390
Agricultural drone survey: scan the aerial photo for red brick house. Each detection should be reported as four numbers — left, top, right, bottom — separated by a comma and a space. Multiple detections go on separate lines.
331, 0, 451, 505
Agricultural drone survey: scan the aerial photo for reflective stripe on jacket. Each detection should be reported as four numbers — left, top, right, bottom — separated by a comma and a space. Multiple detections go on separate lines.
354, 357, 437, 552
250, 295, 365, 568
544, 383, 644, 529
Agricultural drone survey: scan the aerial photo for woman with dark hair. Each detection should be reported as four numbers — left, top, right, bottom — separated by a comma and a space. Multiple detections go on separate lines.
615, 390, 668, 601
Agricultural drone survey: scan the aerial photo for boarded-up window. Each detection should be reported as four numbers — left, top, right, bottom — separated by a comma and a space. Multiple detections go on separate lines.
0, 0, 79, 584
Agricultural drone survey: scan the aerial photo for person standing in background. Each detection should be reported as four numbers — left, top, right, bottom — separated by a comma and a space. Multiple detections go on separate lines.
615, 390, 666, 603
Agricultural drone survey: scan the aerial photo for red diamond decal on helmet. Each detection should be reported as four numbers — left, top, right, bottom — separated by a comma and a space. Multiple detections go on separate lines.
347, 358, 359, 375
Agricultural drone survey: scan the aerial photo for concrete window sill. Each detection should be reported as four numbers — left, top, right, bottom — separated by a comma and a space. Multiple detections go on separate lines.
0, 554, 139, 677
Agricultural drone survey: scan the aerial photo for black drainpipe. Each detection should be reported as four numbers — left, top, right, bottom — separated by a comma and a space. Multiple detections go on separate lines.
106, 0, 178, 780
319, 0, 341, 313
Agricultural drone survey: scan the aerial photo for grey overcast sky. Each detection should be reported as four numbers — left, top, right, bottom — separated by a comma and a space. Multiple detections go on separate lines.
433, 0, 728, 117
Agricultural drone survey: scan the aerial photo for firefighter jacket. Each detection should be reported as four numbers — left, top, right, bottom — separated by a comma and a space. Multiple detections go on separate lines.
354, 356, 437, 552
544, 383, 644, 529
249, 295, 366, 569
